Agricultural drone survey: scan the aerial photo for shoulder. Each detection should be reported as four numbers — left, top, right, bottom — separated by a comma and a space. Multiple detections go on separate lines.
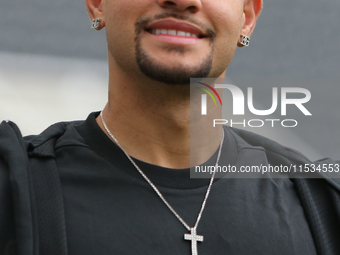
226, 126, 311, 164
225, 126, 340, 190
24, 120, 86, 157
0, 119, 85, 162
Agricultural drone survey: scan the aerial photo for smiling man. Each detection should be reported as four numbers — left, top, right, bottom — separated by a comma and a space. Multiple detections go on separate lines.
89, 0, 260, 169
1, 0, 340, 255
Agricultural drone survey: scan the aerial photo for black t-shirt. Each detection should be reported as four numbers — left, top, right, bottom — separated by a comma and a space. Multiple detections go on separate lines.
50, 112, 318, 254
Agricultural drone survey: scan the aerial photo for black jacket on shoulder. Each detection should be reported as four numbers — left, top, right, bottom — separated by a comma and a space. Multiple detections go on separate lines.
0, 120, 339, 255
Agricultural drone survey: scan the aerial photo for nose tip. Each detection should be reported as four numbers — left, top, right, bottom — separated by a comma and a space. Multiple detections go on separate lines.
157, 0, 202, 13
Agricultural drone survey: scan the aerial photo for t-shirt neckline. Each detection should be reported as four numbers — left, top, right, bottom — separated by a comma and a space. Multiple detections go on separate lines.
75, 112, 239, 189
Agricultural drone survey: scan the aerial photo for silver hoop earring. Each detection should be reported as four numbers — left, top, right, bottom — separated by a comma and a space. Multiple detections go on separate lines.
240, 34, 250, 47
91, 18, 100, 30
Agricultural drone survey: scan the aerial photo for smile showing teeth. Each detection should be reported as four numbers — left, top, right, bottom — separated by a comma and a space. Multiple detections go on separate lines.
150, 29, 198, 38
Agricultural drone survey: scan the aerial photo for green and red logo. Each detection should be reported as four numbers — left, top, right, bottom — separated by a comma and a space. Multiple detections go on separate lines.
196, 82, 222, 115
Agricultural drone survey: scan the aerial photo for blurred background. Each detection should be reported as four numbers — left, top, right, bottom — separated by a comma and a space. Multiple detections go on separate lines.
0, 0, 339, 160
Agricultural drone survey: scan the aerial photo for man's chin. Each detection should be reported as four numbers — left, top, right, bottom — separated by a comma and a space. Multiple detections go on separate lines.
140, 64, 212, 85
136, 53, 213, 85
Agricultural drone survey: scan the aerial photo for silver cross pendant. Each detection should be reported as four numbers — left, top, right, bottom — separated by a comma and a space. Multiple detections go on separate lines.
184, 228, 204, 255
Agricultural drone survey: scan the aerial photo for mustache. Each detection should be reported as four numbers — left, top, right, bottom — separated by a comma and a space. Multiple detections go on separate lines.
135, 12, 216, 39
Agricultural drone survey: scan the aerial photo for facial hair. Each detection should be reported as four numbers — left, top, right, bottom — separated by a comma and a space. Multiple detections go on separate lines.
135, 13, 215, 85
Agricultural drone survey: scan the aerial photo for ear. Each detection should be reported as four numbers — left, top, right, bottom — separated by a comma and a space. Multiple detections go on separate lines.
238, 0, 263, 47
85, 0, 106, 30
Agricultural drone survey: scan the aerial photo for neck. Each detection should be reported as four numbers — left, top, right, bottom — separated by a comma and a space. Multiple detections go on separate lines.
97, 59, 224, 169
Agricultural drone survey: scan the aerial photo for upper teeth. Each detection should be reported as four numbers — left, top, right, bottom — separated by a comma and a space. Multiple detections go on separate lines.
151, 29, 198, 38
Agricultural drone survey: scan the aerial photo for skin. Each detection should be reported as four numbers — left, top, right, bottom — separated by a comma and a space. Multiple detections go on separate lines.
85, 0, 262, 168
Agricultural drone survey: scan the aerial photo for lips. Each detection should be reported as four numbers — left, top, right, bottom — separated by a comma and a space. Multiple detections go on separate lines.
145, 19, 206, 39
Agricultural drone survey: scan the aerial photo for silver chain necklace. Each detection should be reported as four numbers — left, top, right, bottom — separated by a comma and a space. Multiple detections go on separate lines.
100, 111, 224, 255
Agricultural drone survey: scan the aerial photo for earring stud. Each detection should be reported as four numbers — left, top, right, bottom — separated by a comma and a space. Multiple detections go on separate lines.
240, 34, 250, 47
91, 18, 101, 30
